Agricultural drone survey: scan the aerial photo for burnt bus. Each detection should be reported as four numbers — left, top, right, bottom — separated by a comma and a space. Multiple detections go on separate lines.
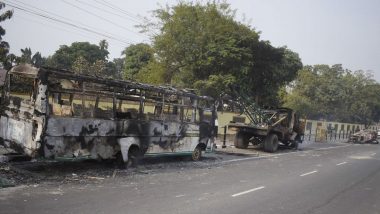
0, 64, 217, 166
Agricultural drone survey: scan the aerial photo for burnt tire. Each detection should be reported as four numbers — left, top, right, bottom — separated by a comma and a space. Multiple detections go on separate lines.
292, 134, 301, 150
234, 132, 249, 149
125, 147, 142, 168
292, 140, 299, 150
115, 152, 126, 169
264, 134, 279, 153
192, 145, 202, 161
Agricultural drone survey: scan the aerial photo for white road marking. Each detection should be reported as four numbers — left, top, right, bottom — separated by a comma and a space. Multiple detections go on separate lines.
336, 161, 347, 166
232, 186, 265, 197
175, 194, 185, 198
300, 170, 318, 177
350, 155, 373, 160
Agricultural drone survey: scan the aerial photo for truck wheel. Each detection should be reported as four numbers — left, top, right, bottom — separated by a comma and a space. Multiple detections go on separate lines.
264, 134, 279, 153
292, 135, 301, 150
234, 132, 249, 149
192, 145, 202, 161
292, 140, 299, 150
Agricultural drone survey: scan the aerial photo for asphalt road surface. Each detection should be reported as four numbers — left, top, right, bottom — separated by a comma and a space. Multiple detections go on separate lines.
1, 142, 380, 214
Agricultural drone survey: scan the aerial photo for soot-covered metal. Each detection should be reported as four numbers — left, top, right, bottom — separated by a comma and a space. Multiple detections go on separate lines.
0, 64, 216, 163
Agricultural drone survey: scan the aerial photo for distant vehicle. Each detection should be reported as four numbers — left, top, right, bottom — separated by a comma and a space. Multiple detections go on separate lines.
349, 129, 378, 144
229, 108, 305, 152
0, 64, 217, 167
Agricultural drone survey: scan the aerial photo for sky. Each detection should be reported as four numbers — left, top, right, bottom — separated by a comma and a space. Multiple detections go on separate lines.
2, 0, 380, 82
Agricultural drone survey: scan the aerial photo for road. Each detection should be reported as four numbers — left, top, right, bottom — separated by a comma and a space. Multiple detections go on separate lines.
1, 142, 380, 214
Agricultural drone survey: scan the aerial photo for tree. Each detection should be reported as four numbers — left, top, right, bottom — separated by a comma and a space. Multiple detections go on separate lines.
134, 59, 166, 84
284, 65, 346, 120
16, 47, 45, 67
283, 64, 380, 125
91, 59, 106, 77
122, 43, 154, 80
18, 47, 32, 63
99, 39, 109, 54
31, 51, 44, 67
71, 56, 90, 75
143, 2, 259, 88
111, 58, 125, 79
239, 41, 302, 106
72, 56, 114, 78
46, 41, 109, 70
343, 70, 380, 125
141, 1, 301, 106
0, 2, 13, 69
193, 74, 236, 98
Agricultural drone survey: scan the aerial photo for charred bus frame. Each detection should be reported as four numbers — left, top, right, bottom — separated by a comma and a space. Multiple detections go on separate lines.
0, 64, 217, 165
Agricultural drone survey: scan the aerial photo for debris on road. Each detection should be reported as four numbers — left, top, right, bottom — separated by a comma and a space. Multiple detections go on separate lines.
0, 154, 221, 188
0, 177, 15, 188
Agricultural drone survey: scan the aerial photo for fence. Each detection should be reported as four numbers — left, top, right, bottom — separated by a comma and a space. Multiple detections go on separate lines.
303, 128, 352, 143
218, 127, 352, 146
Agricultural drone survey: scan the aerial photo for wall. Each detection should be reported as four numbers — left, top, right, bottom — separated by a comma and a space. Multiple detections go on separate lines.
217, 111, 366, 138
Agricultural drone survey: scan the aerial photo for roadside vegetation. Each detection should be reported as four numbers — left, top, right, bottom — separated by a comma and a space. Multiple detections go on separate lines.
1, 1, 379, 125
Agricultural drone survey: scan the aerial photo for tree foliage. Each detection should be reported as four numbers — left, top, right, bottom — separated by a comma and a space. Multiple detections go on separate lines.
122, 43, 154, 80
17, 47, 45, 67
0, 2, 13, 69
147, 2, 258, 87
138, 1, 302, 107
283, 64, 380, 125
45, 40, 121, 78
240, 41, 302, 106
46, 41, 109, 70
71, 56, 114, 78
135, 59, 166, 84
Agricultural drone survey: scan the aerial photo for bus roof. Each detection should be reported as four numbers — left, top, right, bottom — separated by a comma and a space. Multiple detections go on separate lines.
9, 64, 213, 101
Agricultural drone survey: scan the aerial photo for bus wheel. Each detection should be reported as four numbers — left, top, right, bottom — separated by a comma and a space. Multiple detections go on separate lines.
115, 152, 126, 169
192, 145, 202, 161
126, 146, 141, 168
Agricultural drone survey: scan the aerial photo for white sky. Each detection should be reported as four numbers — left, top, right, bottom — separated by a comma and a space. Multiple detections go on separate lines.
3, 0, 380, 82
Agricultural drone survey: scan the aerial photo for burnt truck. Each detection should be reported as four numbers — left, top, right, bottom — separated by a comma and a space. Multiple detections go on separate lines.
228, 108, 305, 152
0, 64, 217, 166
225, 87, 305, 153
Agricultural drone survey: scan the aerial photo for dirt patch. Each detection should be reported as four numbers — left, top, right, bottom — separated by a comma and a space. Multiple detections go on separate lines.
0, 142, 303, 188
0, 154, 225, 188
